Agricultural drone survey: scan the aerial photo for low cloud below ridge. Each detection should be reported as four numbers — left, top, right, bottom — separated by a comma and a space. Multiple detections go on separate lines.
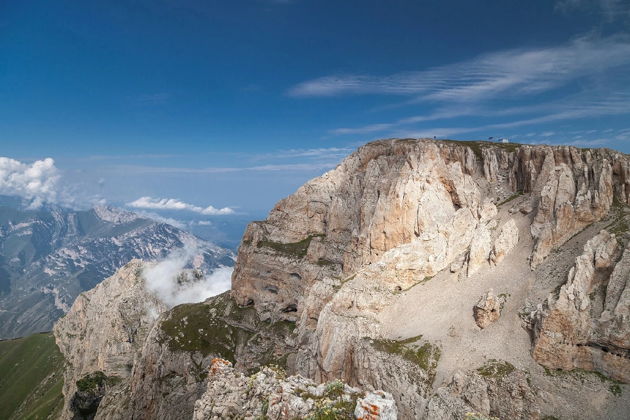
142, 244, 233, 307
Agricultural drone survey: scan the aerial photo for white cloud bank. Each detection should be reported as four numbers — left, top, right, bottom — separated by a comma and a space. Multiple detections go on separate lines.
0, 157, 59, 207
127, 196, 234, 215
143, 245, 233, 307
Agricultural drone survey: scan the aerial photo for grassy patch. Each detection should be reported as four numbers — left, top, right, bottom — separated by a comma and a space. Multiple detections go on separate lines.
307, 399, 355, 420
76, 371, 106, 392
498, 191, 523, 206
159, 293, 296, 370
605, 196, 629, 241
76, 371, 121, 392
324, 380, 345, 399
317, 258, 338, 267
476, 359, 515, 379
0, 332, 65, 420
370, 335, 441, 383
257, 234, 325, 259
441, 140, 522, 160
297, 379, 359, 420
610, 383, 622, 396
159, 299, 245, 360
544, 366, 623, 391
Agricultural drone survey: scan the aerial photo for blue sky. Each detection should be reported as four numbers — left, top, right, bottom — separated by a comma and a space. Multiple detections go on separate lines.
2, 0, 630, 222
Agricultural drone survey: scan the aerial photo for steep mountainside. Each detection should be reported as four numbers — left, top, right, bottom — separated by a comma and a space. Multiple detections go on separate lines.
0, 199, 233, 339
52, 139, 630, 419
0, 332, 64, 420
231, 139, 630, 419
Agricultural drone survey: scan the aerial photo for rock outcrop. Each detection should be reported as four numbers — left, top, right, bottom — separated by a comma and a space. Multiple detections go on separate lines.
425, 362, 539, 420
124, 292, 297, 420
233, 140, 630, 323
473, 289, 506, 329
193, 358, 397, 419
531, 230, 630, 382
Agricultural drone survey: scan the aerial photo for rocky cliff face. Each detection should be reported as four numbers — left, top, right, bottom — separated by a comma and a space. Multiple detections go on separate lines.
54, 260, 324, 420
231, 139, 630, 419
54, 260, 167, 420
53, 138, 630, 420
530, 230, 630, 383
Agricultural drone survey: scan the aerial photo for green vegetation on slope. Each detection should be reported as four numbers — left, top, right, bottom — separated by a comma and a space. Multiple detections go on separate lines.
605, 196, 629, 241
257, 234, 325, 259
294, 379, 360, 420
476, 359, 515, 379
0, 332, 65, 420
159, 298, 245, 360
370, 335, 441, 384
441, 139, 522, 160
159, 293, 296, 370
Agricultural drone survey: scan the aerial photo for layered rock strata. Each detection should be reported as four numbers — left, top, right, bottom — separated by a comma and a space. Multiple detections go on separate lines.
233, 139, 629, 321
531, 230, 630, 382
230, 139, 630, 417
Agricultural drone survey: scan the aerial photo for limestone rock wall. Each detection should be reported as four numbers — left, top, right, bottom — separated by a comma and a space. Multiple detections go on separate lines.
531, 230, 630, 382
230, 138, 630, 417
232, 139, 630, 323
52, 138, 630, 420
53, 259, 167, 420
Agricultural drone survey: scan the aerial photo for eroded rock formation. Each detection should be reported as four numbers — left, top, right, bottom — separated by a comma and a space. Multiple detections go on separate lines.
473, 289, 505, 329
531, 230, 630, 382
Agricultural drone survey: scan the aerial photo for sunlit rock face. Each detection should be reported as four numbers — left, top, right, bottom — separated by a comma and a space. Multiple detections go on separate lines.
230, 138, 630, 418
232, 139, 629, 322
53, 139, 630, 420
530, 230, 630, 383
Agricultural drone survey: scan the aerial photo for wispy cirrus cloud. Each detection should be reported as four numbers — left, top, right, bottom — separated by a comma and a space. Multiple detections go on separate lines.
385, 92, 630, 140
555, 0, 630, 22
250, 147, 352, 160
131, 92, 172, 106
127, 196, 234, 215
331, 90, 630, 136
114, 161, 339, 175
290, 35, 630, 103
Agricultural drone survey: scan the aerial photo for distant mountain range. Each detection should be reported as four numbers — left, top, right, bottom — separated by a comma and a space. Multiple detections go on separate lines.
0, 195, 234, 339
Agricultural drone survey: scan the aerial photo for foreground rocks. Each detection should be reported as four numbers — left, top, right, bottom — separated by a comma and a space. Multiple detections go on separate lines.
193, 358, 397, 419
426, 362, 539, 420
